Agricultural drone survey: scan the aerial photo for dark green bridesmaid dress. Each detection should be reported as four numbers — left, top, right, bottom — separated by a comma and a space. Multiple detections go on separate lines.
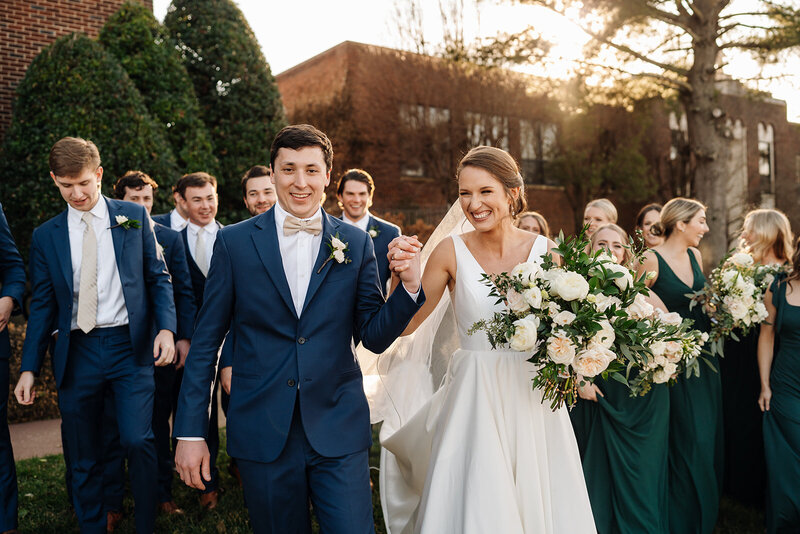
763, 277, 800, 533
580, 377, 670, 533
651, 249, 723, 534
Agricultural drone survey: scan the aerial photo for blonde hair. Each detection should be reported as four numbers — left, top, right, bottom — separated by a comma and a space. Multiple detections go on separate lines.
458, 146, 527, 216
742, 209, 794, 264
584, 198, 618, 224
515, 211, 550, 238
591, 223, 633, 265
651, 197, 706, 239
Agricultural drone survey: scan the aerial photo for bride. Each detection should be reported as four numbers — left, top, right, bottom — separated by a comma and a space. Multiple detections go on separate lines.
376, 146, 596, 533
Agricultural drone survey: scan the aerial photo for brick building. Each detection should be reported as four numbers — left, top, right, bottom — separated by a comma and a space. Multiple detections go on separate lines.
278, 41, 800, 241
0, 0, 153, 141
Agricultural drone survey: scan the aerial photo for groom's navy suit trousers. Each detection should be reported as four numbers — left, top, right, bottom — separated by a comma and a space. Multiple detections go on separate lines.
175, 208, 424, 533
0, 203, 25, 532
21, 198, 176, 534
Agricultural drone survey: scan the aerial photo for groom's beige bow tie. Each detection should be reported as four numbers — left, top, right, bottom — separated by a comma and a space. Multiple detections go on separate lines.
283, 215, 322, 236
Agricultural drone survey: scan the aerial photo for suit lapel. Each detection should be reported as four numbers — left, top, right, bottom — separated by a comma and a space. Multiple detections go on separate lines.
51, 211, 73, 293
302, 212, 342, 313
251, 210, 297, 319
106, 198, 126, 275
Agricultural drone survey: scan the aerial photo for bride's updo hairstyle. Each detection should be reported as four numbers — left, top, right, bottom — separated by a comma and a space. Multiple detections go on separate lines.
457, 146, 527, 217
650, 197, 706, 239
741, 209, 794, 264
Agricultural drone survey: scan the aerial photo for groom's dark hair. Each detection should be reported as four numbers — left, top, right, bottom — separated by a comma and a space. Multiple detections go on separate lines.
270, 124, 333, 172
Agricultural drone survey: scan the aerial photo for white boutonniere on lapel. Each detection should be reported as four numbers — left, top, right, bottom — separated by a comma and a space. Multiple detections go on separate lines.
368, 225, 380, 238
110, 215, 141, 230
318, 233, 351, 273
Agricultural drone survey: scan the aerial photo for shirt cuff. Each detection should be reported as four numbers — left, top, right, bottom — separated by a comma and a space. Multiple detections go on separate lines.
403, 284, 420, 302
176, 437, 205, 441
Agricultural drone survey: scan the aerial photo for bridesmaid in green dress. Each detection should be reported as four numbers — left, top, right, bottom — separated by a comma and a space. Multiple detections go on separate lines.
577, 224, 669, 534
722, 209, 793, 508
639, 198, 723, 534
759, 243, 800, 533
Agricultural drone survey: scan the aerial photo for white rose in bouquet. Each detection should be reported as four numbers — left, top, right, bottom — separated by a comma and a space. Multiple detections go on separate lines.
655, 308, 683, 326
591, 319, 615, 348
553, 310, 576, 326
509, 315, 540, 352
653, 362, 678, 384
546, 333, 577, 365
627, 293, 654, 320
730, 252, 755, 268
754, 301, 768, 321
604, 263, 634, 290
547, 301, 561, 317
542, 268, 567, 294
723, 295, 749, 321
721, 269, 739, 289
523, 287, 543, 309
552, 272, 590, 302
650, 340, 667, 357
663, 340, 683, 363
506, 288, 530, 314
511, 262, 542, 286
594, 293, 622, 313
572, 344, 616, 377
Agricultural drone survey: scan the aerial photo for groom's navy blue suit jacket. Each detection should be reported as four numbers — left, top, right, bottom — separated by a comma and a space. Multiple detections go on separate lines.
174, 208, 424, 463
21, 197, 177, 387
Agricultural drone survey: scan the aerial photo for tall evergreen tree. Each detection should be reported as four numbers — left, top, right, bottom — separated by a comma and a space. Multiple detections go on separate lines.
0, 33, 178, 256
99, 1, 219, 183
165, 0, 286, 220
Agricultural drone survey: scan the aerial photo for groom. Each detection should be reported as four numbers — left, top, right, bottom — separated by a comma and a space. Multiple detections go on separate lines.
174, 124, 424, 533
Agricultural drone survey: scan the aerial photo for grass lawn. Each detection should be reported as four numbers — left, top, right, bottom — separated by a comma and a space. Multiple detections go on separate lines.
16, 427, 764, 533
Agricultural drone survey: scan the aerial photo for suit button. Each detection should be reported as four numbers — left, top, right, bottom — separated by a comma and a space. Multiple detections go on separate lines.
287, 379, 296, 387
298, 337, 306, 345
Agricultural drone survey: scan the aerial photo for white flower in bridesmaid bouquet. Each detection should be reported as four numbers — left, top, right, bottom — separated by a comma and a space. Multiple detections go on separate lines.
626, 293, 654, 320
572, 344, 615, 377
523, 287, 543, 309
506, 288, 530, 314
592, 320, 615, 349
552, 272, 590, 301
730, 252, 755, 268
604, 262, 634, 290
546, 333, 576, 365
509, 315, 539, 352
552, 310, 576, 326
593, 293, 621, 313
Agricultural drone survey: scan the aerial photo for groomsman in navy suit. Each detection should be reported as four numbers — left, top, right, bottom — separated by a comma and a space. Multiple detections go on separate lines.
242, 165, 277, 217
0, 203, 25, 534
337, 169, 401, 295
14, 137, 176, 534
174, 124, 425, 533
174, 172, 225, 509
99, 172, 196, 524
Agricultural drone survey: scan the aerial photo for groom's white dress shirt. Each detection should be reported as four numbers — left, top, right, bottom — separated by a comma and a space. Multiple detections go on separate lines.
67, 198, 128, 331
273, 202, 323, 316
187, 220, 219, 276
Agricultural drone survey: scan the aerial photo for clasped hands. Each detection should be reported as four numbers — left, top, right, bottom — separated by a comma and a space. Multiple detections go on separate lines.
387, 235, 423, 294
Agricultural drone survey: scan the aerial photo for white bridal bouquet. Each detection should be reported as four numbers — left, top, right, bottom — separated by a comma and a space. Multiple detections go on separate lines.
469, 230, 707, 409
690, 250, 785, 353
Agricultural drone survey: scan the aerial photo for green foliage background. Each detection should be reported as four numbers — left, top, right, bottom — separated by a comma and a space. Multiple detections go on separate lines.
0, 33, 178, 256
99, 1, 219, 183
165, 0, 286, 221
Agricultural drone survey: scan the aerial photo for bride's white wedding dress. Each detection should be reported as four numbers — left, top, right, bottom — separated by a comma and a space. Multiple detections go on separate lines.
379, 233, 596, 534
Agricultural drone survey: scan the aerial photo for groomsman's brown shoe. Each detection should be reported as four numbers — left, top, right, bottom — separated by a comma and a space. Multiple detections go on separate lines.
106, 510, 123, 532
158, 501, 185, 515
199, 490, 219, 510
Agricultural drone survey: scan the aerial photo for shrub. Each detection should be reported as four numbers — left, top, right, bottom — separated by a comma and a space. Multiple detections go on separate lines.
165, 0, 286, 221
99, 2, 219, 184
0, 33, 178, 256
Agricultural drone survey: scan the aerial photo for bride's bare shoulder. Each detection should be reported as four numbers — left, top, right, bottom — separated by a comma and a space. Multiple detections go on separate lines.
428, 236, 457, 265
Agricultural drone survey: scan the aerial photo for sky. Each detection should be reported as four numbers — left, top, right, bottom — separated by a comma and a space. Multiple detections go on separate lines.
152, 0, 800, 121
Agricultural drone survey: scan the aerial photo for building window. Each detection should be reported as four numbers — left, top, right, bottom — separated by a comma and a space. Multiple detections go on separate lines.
519, 120, 557, 185
465, 112, 509, 151
399, 104, 451, 178
758, 122, 775, 196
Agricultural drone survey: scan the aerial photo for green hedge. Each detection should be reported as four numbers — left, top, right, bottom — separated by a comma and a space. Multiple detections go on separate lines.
99, 2, 219, 183
165, 0, 286, 221
0, 33, 178, 257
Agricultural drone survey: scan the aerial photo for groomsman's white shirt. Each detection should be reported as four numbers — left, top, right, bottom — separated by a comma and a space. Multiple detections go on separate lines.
67, 198, 128, 331
342, 211, 370, 232
187, 220, 219, 276
273, 202, 322, 316
169, 209, 188, 231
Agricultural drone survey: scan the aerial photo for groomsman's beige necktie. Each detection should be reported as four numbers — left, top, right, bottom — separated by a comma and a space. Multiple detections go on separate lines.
195, 229, 208, 277
77, 212, 97, 334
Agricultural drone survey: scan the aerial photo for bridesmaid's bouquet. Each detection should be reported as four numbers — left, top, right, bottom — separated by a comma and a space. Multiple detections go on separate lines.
468, 229, 706, 410
689, 250, 784, 352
